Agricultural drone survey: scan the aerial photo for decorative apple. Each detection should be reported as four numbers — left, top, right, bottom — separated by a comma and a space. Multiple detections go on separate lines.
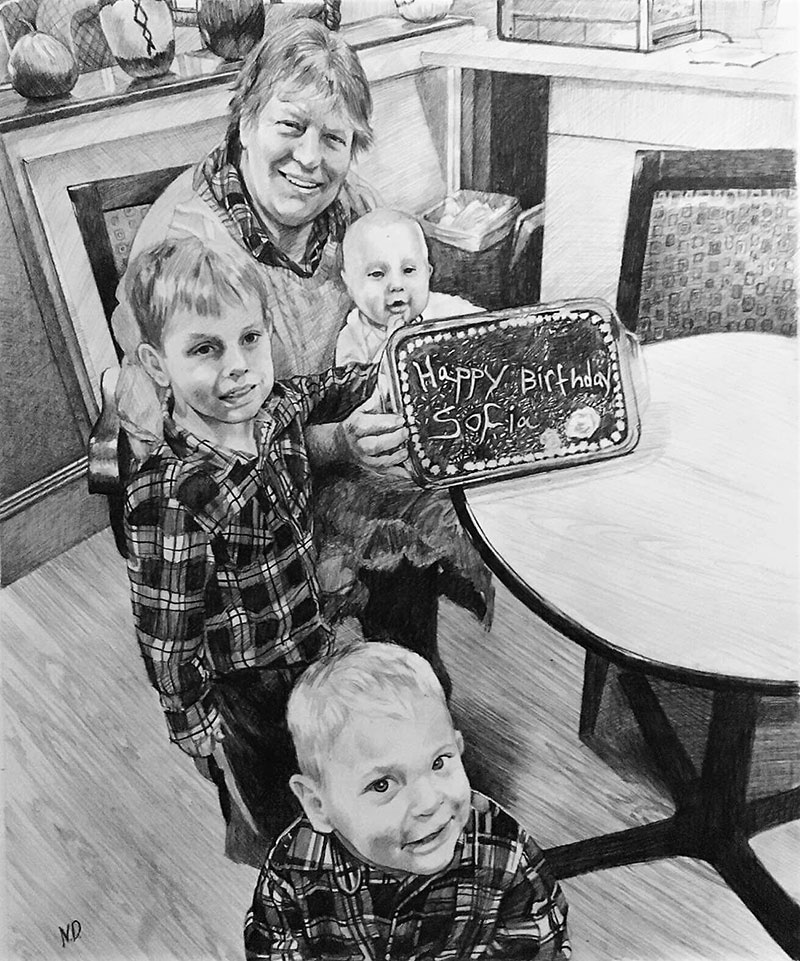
98, 0, 174, 78
8, 28, 79, 99
197, 0, 264, 61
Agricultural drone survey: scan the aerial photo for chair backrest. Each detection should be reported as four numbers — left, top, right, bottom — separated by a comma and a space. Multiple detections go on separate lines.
617, 148, 796, 343
68, 164, 191, 357
69, 166, 191, 554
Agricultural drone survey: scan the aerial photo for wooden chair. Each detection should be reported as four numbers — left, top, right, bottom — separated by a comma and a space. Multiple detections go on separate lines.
68, 164, 191, 556
580, 146, 797, 742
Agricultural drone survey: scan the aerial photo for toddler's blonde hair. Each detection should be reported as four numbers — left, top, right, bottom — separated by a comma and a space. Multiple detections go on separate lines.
287, 641, 447, 783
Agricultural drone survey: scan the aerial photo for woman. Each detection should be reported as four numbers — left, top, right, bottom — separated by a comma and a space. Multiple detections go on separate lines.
112, 16, 491, 699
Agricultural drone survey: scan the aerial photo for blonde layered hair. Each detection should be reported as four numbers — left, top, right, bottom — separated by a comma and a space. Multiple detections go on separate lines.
125, 235, 273, 348
287, 642, 447, 783
228, 17, 373, 157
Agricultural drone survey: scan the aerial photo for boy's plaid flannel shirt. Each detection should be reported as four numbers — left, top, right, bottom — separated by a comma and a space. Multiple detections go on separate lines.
244, 792, 571, 960
124, 364, 377, 747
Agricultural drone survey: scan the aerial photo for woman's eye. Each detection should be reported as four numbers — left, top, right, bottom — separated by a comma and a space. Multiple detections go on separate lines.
325, 133, 347, 147
192, 343, 214, 356
368, 270, 384, 280
242, 331, 262, 345
404, 266, 417, 274
279, 120, 303, 134
369, 778, 390, 794
432, 754, 451, 771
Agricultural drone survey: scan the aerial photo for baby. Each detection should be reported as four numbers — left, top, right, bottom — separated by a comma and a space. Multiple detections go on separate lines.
313, 209, 494, 701
336, 207, 478, 408
244, 641, 571, 960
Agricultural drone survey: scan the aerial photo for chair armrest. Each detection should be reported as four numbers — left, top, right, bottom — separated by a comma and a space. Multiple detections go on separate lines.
88, 367, 123, 496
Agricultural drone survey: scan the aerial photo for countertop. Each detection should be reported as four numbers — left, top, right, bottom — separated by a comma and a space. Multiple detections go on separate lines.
420, 31, 798, 97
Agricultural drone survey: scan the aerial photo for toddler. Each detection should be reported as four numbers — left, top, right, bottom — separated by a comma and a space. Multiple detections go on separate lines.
244, 641, 571, 960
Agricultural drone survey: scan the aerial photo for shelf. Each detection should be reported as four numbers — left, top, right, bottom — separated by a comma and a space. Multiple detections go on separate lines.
0, 15, 472, 133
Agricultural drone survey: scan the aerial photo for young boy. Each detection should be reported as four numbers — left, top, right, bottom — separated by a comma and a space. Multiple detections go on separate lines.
122, 235, 378, 856
336, 207, 478, 408
244, 642, 571, 960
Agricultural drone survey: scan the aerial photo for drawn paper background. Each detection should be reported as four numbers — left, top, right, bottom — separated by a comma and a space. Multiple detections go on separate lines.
0, 0, 797, 958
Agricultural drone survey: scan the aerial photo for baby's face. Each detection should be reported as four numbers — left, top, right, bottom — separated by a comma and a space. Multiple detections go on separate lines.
343, 220, 432, 328
317, 693, 471, 876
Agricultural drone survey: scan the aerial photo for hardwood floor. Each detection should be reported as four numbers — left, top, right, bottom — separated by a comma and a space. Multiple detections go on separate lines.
1, 528, 797, 960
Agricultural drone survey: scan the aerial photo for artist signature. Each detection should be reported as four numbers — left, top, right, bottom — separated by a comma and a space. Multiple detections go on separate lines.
58, 920, 82, 947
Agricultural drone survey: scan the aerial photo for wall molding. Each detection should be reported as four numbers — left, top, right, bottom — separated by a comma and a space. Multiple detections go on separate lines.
0, 457, 88, 522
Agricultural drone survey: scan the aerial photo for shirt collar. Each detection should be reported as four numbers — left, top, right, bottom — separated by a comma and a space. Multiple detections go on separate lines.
161, 385, 299, 535
282, 814, 470, 896
200, 139, 348, 279
357, 311, 426, 334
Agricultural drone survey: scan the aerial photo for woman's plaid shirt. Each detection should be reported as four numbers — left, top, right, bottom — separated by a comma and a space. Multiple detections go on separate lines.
244, 793, 571, 960
124, 364, 376, 747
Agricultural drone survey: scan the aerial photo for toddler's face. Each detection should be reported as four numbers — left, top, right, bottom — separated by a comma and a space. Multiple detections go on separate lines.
312, 694, 471, 877
146, 293, 273, 440
343, 220, 432, 328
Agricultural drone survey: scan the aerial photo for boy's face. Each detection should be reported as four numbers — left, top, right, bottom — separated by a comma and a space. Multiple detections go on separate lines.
294, 693, 471, 877
342, 220, 432, 329
138, 293, 273, 442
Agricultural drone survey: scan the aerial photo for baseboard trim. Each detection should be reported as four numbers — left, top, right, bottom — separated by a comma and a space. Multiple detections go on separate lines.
0, 460, 109, 585
0, 457, 89, 521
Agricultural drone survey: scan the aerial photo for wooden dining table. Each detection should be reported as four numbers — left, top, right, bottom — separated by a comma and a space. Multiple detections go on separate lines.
451, 332, 799, 957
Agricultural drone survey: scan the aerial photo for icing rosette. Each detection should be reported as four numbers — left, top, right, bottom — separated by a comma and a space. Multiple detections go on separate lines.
565, 406, 601, 439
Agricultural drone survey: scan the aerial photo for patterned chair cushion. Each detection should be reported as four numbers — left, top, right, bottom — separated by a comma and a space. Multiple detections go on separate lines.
637, 187, 797, 342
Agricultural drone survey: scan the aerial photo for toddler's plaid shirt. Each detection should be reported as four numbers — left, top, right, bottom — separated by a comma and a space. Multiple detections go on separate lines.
124, 364, 376, 746
244, 793, 571, 960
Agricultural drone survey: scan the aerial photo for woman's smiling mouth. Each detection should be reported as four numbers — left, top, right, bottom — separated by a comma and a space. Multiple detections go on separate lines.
281, 171, 322, 191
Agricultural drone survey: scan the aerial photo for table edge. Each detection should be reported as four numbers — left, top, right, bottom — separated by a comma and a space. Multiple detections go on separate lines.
450, 485, 799, 695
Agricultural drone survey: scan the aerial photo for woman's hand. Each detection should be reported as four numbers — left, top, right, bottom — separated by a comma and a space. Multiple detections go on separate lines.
307, 393, 409, 471
336, 393, 408, 470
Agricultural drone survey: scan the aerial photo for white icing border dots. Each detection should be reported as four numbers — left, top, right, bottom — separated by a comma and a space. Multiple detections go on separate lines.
395, 307, 632, 481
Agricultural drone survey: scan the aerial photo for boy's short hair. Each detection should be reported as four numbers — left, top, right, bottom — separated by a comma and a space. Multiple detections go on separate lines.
229, 18, 373, 158
287, 642, 446, 783
125, 235, 272, 348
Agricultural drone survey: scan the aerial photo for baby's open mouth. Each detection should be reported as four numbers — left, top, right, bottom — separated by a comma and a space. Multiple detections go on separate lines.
281, 171, 322, 191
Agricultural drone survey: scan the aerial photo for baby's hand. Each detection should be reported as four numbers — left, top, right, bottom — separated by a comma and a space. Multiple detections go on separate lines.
176, 717, 225, 758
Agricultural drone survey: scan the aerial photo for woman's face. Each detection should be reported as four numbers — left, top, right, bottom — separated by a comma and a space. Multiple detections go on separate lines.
240, 88, 355, 230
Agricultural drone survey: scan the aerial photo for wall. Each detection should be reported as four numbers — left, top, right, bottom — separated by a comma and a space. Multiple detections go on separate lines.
540, 80, 796, 305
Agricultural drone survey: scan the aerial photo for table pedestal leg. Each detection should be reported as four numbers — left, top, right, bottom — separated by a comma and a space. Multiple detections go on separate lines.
579, 650, 610, 742
545, 679, 800, 958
